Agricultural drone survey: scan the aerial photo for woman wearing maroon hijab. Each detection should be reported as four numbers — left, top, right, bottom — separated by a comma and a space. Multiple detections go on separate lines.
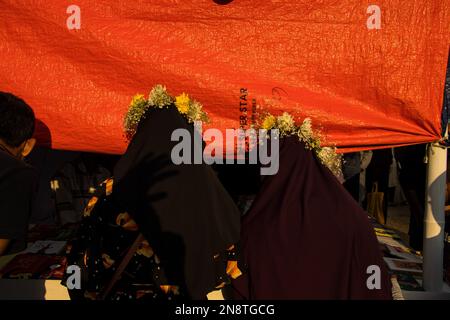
233, 136, 392, 299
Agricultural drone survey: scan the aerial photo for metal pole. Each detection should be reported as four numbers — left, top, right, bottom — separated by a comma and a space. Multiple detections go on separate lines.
423, 142, 447, 291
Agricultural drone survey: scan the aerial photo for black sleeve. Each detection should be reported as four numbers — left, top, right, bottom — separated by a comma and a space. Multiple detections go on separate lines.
0, 167, 36, 239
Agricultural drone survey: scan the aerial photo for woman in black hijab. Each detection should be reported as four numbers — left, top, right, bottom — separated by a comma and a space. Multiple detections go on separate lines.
66, 104, 242, 300
113, 105, 242, 299
233, 136, 392, 300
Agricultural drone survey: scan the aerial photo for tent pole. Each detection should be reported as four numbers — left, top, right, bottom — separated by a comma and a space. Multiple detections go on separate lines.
423, 141, 447, 292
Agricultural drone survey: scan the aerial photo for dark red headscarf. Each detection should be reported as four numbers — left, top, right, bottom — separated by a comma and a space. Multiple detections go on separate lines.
233, 136, 392, 299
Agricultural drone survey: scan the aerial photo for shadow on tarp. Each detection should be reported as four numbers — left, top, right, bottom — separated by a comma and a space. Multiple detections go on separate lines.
34, 119, 52, 148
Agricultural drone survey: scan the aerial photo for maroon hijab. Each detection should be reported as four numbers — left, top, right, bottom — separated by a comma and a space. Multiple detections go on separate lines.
233, 137, 392, 299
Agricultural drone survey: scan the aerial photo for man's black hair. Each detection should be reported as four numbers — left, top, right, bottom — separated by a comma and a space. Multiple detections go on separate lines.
0, 92, 35, 147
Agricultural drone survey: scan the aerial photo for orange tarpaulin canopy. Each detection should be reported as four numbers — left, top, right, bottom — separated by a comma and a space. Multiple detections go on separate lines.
0, 0, 449, 154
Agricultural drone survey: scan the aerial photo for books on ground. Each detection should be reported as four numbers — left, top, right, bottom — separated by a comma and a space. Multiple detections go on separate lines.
383, 258, 423, 274
385, 244, 422, 262
24, 241, 67, 255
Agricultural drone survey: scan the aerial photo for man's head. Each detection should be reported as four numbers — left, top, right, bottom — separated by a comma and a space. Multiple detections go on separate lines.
0, 92, 36, 159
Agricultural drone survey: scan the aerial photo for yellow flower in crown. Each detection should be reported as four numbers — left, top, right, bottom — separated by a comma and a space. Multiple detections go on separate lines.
261, 114, 276, 130
124, 94, 149, 140
131, 94, 146, 106
124, 85, 210, 140
276, 112, 295, 134
175, 93, 190, 114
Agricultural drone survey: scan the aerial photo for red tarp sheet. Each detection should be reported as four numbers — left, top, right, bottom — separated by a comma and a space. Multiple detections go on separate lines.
1, 0, 449, 154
